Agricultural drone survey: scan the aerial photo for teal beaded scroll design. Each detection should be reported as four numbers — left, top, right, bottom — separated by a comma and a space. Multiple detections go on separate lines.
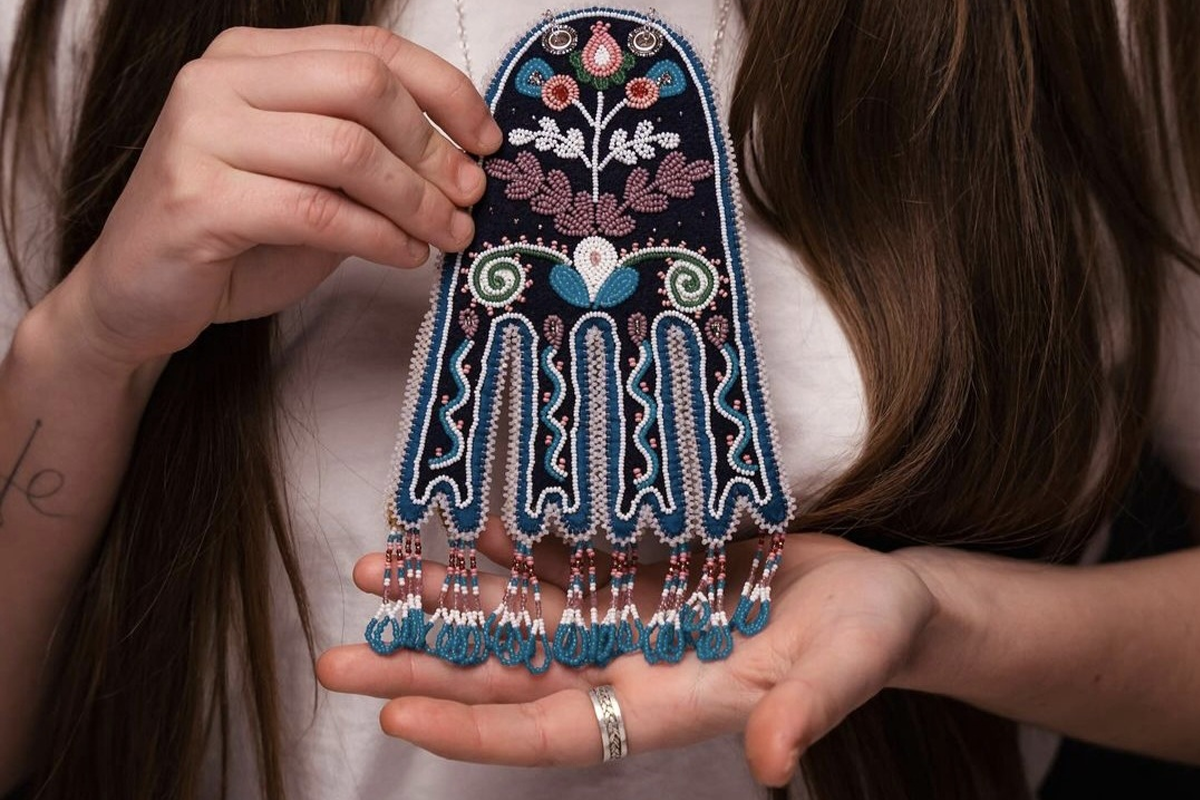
366, 8, 794, 671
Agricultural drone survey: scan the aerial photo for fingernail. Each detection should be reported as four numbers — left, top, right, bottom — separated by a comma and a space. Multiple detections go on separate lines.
478, 118, 503, 151
450, 211, 474, 246
457, 161, 485, 197
407, 238, 429, 263
779, 748, 800, 785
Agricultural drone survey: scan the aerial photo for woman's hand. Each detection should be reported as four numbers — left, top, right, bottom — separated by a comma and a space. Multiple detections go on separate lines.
318, 522, 945, 787
54, 24, 500, 372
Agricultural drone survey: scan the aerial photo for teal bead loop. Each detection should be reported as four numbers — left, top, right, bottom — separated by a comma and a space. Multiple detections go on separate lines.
640, 623, 662, 665
524, 630, 553, 675
679, 601, 712, 636
396, 614, 416, 649
654, 623, 687, 663
435, 623, 475, 664
553, 623, 593, 667
489, 615, 534, 667
731, 595, 771, 636
616, 618, 644, 654
402, 607, 431, 651
461, 624, 490, 665
431, 622, 489, 666
365, 616, 402, 655
591, 622, 617, 667
697, 624, 734, 661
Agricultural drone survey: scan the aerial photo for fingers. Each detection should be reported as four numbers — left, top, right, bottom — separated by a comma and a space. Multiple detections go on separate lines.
743, 636, 889, 787
475, 516, 615, 593
352, 552, 571, 624
204, 24, 502, 154
218, 50, 486, 209
374, 659, 746, 767
214, 169, 428, 267
214, 108, 473, 252
473, 516, 515, 568
380, 690, 601, 767
317, 644, 585, 703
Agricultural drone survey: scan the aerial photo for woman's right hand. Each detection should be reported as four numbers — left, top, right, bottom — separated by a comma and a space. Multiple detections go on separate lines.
57, 24, 500, 371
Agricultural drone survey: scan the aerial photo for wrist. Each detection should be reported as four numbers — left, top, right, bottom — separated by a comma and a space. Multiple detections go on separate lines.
888, 546, 995, 697
11, 261, 167, 398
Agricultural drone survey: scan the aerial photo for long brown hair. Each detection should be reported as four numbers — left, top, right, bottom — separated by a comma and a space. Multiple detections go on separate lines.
3, 1, 1198, 799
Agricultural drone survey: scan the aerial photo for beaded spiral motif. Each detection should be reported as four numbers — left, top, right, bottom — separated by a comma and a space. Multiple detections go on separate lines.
367, 8, 794, 670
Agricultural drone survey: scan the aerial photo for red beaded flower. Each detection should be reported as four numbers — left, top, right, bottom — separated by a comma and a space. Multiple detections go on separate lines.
625, 77, 659, 109
541, 74, 580, 111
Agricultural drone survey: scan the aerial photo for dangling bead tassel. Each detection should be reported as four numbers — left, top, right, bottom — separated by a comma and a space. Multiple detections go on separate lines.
619, 542, 648, 652
731, 531, 787, 636
578, 543, 615, 667
596, 541, 643, 663
642, 540, 691, 664
431, 537, 489, 665
486, 539, 551, 674
553, 540, 596, 667
398, 529, 429, 650
684, 541, 734, 661
592, 541, 622, 667
365, 530, 405, 654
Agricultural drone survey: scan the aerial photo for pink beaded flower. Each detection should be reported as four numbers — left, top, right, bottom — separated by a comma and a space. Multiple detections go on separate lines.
581, 21, 622, 78
541, 74, 579, 111
625, 77, 659, 109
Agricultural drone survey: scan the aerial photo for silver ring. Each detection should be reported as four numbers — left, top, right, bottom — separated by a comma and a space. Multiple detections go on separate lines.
588, 685, 629, 762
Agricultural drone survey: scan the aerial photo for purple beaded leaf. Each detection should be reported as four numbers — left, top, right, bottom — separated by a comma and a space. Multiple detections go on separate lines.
543, 315, 565, 349
627, 312, 648, 345
459, 307, 480, 338
704, 314, 730, 347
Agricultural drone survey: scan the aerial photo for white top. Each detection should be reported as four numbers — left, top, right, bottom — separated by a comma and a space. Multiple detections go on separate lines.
1, 1, 1197, 798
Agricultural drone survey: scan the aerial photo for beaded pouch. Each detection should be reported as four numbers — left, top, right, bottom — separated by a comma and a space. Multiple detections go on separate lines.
367, 7, 794, 671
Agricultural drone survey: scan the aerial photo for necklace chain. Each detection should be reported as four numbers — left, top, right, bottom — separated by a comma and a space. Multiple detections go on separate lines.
453, 0, 475, 85
452, 0, 734, 86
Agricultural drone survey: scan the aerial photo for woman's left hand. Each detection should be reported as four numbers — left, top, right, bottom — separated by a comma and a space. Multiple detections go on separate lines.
318, 521, 941, 787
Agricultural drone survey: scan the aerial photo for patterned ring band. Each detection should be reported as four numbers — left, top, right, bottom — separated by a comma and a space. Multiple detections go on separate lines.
587, 685, 629, 762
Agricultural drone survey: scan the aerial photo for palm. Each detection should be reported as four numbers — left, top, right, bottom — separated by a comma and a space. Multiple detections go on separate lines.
319, 528, 936, 785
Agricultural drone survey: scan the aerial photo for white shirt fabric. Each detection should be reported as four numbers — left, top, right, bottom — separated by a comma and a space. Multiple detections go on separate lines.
1, 1, 1198, 798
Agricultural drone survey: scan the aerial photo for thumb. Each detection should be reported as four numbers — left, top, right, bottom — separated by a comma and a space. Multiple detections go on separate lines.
743, 636, 891, 787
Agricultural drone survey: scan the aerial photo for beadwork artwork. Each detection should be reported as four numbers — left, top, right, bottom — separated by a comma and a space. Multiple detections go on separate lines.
367, 7, 794, 671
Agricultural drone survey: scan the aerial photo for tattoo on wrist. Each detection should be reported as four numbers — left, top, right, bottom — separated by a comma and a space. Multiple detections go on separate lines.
0, 419, 65, 525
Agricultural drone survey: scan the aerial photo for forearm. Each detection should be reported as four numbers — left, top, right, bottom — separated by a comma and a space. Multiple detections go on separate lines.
0, 269, 163, 789
895, 539, 1200, 763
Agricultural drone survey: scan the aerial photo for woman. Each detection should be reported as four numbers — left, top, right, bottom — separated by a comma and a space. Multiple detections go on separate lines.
1, 0, 1197, 798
